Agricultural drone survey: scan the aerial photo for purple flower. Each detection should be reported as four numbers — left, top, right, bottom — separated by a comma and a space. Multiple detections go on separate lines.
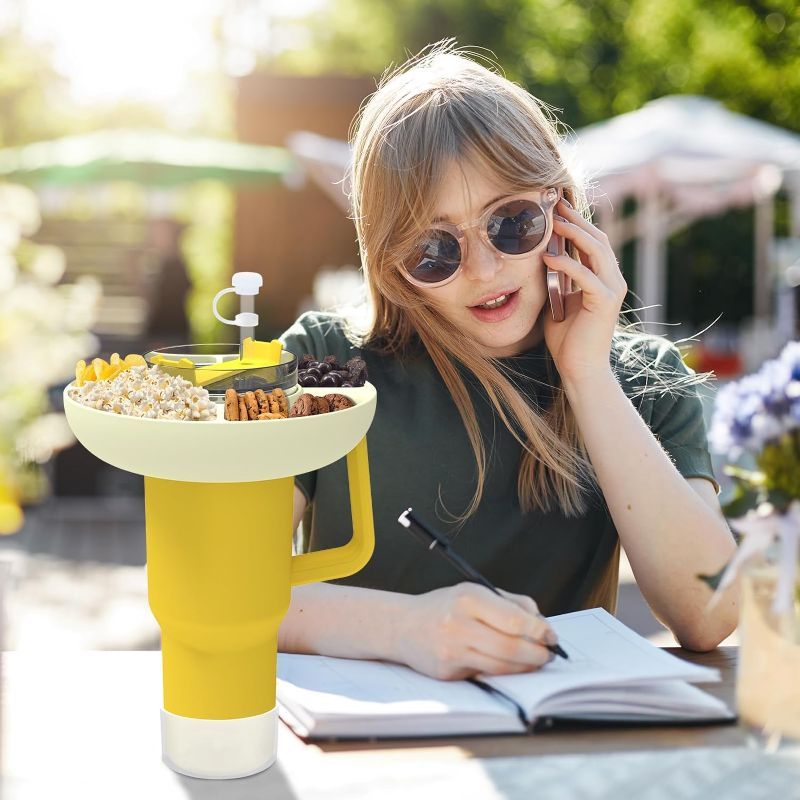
710, 340, 800, 456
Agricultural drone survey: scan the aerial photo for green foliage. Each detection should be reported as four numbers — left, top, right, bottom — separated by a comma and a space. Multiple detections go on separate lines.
667, 205, 755, 329
0, 25, 71, 147
272, 0, 800, 132
176, 182, 234, 343
719, 432, 800, 517
720, 474, 762, 519
757, 432, 800, 509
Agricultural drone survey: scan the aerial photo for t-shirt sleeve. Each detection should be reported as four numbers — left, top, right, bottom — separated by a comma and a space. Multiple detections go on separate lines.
624, 340, 720, 494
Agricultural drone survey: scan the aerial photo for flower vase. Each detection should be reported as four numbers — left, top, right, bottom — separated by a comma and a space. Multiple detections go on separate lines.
736, 548, 800, 750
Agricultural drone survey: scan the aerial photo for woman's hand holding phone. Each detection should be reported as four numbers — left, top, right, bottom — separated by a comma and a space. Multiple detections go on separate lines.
393, 582, 557, 681
542, 199, 628, 386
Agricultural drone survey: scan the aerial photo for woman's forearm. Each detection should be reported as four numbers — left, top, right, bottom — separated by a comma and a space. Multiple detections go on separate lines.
563, 368, 739, 651
278, 581, 411, 661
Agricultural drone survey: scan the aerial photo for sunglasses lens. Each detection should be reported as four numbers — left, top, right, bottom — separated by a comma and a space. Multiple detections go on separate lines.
487, 200, 547, 255
408, 229, 461, 284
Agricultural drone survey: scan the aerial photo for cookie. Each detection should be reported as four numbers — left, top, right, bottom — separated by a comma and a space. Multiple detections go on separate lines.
272, 387, 289, 415
289, 393, 318, 417
225, 388, 239, 421
316, 396, 331, 414
267, 392, 280, 414
254, 389, 270, 415
258, 412, 284, 420
244, 391, 259, 420
238, 395, 247, 421
325, 393, 355, 411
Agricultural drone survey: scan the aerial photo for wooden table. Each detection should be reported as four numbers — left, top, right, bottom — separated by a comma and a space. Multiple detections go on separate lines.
3, 646, 800, 800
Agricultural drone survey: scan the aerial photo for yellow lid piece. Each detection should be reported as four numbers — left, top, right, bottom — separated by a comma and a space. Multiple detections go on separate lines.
241, 337, 282, 367
150, 355, 194, 369
191, 358, 255, 386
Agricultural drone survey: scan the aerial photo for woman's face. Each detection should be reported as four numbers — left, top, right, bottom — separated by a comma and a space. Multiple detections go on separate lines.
415, 159, 548, 358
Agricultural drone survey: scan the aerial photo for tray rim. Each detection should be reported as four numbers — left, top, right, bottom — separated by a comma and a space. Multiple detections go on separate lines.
62, 382, 375, 425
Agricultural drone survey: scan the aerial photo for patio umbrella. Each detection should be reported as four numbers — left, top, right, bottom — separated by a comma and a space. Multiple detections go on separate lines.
560, 95, 800, 208
559, 96, 800, 325
0, 129, 298, 187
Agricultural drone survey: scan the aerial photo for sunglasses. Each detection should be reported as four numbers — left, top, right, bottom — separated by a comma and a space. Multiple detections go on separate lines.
402, 187, 561, 288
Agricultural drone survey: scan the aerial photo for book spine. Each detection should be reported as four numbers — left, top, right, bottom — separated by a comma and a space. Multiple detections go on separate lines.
467, 678, 531, 729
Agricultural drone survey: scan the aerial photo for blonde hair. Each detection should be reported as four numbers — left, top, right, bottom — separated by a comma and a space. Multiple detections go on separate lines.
347, 41, 699, 524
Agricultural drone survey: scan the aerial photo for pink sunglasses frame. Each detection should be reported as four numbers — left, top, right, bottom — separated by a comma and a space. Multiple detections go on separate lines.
402, 187, 562, 289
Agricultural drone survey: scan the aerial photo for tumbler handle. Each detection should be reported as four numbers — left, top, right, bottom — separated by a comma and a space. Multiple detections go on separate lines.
290, 436, 375, 586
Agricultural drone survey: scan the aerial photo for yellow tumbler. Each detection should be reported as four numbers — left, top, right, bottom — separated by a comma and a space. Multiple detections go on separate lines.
64, 383, 377, 779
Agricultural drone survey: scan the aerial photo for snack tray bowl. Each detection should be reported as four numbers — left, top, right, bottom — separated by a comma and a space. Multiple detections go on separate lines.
63, 383, 376, 483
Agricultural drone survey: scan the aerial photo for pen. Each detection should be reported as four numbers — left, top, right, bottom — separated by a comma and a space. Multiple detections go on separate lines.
397, 508, 568, 660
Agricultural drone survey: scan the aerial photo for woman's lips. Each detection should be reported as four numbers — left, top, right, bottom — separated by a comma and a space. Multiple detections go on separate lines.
467, 289, 521, 323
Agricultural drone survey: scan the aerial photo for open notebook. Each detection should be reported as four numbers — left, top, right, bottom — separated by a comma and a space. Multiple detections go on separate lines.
276, 608, 735, 740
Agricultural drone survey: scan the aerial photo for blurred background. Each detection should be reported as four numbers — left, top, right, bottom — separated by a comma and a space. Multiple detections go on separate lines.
0, 0, 799, 651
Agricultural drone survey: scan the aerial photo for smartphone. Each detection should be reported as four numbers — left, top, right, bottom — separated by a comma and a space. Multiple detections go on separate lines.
546, 231, 571, 322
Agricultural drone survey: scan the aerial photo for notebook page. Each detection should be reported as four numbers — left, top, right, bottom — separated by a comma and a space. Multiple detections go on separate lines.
483, 608, 720, 716
536, 680, 733, 719
276, 653, 524, 730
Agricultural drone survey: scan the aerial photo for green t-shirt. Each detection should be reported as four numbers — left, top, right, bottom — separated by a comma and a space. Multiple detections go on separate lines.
280, 311, 718, 615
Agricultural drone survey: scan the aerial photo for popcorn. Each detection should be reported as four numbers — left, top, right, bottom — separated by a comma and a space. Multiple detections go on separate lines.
68, 365, 214, 421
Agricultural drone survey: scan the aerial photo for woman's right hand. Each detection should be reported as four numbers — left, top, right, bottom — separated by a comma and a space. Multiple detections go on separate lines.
393, 582, 558, 681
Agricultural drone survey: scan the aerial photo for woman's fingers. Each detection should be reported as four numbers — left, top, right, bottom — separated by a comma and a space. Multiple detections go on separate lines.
458, 585, 556, 646
463, 618, 553, 670
552, 213, 624, 290
497, 588, 540, 617
461, 647, 550, 677
542, 252, 611, 302
556, 198, 609, 247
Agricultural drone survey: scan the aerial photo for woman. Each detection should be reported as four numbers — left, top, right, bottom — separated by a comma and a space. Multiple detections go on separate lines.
277, 42, 738, 681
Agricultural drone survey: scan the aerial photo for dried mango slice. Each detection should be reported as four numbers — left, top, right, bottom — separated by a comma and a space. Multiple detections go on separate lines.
104, 364, 125, 381
92, 358, 109, 381
124, 353, 146, 367
92, 358, 123, 381
74, 353, 141, 387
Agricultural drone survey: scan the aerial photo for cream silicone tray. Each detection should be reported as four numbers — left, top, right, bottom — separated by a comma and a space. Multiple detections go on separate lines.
63, 383, 377, 483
